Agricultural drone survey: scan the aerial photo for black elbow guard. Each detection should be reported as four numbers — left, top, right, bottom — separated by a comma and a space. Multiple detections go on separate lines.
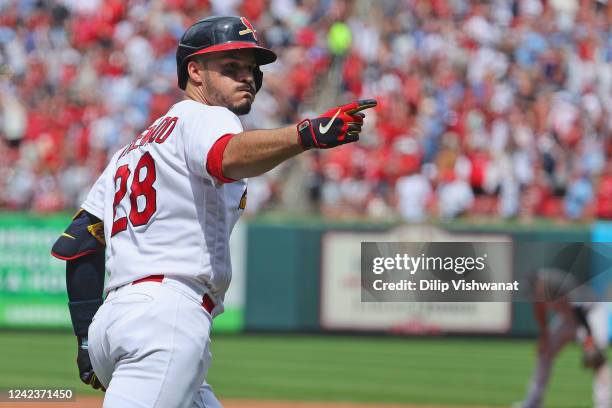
51, 209, 105, 260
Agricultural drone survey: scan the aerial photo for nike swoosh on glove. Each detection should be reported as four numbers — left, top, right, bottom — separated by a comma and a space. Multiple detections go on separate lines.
297, 99, 377, 150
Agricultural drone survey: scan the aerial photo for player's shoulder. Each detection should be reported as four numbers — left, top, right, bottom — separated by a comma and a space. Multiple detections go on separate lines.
172, 100, 243, 136
172, 100, 239, 122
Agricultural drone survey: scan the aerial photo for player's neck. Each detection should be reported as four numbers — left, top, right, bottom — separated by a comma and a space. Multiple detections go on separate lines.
183, 85, 213, 106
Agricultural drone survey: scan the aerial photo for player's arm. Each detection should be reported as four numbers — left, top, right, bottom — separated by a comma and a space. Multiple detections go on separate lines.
573, 305, 607, 369
533, 302, 551, 353
51, 209, 106, 391
533, 302, 549, 333
218, 99, 377, 181
218, 126, 300, 180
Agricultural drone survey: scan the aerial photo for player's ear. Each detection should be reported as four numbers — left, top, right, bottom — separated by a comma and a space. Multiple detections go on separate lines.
186, 59, 205, 85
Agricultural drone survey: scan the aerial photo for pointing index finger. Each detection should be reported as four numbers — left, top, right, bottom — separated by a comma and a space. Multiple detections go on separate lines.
346, 99, 378, 114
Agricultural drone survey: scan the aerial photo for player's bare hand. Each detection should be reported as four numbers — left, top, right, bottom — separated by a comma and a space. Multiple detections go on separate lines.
297, 99, 377, 149
77, 337, 106, 392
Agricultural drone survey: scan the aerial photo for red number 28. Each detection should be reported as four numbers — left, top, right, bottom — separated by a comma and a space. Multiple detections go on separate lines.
112, 152, 157, 236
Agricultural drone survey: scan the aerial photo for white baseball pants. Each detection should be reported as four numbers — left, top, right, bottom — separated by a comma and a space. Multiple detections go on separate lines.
88, 278, 223, 408
522, 304, 610, 408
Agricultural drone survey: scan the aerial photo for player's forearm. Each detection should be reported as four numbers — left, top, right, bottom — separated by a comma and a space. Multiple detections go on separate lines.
66, 254, 105, 338
222, 126, 303, 179
52, 209, 106, 338
66, 254, 105, 302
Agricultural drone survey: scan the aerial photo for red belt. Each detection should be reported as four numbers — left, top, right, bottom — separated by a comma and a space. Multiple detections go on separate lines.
132, 275, 215, 315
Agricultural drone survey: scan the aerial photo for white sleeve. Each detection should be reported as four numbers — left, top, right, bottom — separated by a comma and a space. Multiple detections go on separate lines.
80, 151, 120, 219
182, 107, 243, 182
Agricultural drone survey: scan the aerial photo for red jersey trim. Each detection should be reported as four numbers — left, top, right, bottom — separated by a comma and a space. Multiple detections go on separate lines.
206, 133, 237, 184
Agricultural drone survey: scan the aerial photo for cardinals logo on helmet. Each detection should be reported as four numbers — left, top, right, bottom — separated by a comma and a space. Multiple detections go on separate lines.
239, 17, 257, 41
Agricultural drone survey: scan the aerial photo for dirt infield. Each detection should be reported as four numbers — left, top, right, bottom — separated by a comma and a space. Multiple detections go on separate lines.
0, 396, 496, 408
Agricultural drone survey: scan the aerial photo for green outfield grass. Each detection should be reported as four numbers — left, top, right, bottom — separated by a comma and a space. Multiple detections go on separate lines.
0, 332, 595, 407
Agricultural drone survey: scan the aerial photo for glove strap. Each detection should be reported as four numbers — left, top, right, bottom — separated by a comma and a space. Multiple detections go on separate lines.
77, 336, 88, 350
297, 119, 317, 150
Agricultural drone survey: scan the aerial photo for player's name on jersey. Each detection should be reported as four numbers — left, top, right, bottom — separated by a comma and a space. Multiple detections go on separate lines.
371, 279, 520, 292
119, 116, 178, 159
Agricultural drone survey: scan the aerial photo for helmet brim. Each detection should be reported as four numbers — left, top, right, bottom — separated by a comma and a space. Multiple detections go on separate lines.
186, 41, 277, 65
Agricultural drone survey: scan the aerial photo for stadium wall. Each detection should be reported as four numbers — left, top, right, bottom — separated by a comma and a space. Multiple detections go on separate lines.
245, 218, 591, 336
0, 212, 596, 337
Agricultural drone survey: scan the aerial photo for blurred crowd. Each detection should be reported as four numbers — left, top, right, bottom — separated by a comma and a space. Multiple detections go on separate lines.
0, 0, 610, 222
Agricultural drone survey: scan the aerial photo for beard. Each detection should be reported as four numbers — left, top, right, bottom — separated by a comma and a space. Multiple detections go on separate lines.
204, 73, 254, 115
227, 98, 253, 115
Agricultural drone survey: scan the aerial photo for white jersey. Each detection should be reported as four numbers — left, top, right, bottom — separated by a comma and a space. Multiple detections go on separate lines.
81, 100, 247, 307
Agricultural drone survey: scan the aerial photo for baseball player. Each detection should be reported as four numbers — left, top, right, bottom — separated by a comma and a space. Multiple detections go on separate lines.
51, 16, 376, 407
516, 268, 610, 408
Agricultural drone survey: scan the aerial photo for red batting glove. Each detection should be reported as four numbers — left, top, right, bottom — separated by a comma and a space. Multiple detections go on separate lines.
296, 99, 377, 149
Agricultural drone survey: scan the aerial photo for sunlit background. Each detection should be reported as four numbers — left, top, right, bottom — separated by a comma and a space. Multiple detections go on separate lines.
0, 1, 610, 407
